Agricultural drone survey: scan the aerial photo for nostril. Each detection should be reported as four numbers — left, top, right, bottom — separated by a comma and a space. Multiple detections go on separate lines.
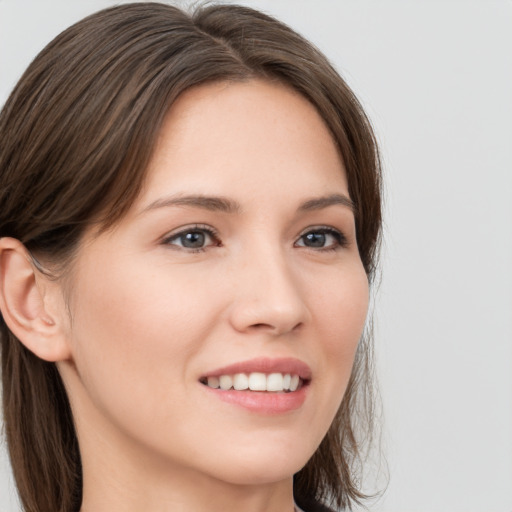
248, 321, 303, 334
229, 294, 309, 335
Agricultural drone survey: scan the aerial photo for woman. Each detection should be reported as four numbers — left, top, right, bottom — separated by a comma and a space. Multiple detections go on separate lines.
0, 3, 382, 512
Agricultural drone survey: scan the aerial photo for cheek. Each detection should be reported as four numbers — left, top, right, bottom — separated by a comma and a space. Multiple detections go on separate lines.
311, 259, 369, 350
66, 256, 221, 434
308, 263, 369, 412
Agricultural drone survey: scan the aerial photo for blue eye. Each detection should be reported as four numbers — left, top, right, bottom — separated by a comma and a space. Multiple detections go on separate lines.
163, 225, 219, 251
296, 228, 347, 250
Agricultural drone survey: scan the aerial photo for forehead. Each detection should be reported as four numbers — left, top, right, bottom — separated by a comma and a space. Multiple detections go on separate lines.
135, 79, 348, 212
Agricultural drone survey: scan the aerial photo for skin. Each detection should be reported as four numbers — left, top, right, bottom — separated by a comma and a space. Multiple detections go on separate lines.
2, 80, 369, 512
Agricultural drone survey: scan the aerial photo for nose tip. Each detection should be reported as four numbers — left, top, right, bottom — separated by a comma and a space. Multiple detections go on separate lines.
228, 261, 309, 336
230, 301, 305, 336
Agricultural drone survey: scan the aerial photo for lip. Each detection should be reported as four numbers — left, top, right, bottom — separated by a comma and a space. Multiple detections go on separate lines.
203, 386, 308, 414
201, 357, 312, 380
200, 357, 311, 414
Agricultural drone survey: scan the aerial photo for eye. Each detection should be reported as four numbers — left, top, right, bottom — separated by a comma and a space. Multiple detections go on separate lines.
295, 227, 348, 250
162, 225, 220, 252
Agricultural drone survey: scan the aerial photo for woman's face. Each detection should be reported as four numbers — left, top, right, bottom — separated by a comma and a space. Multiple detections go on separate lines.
58, 80, 369, 487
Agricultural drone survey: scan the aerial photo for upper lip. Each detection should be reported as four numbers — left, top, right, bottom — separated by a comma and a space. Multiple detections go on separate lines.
202, 357, 312, 380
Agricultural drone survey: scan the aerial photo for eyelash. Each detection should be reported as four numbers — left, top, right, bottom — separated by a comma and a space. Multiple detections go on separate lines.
161, 224, 348, 253
162, 224, 221, 253
295, 226, 349, 252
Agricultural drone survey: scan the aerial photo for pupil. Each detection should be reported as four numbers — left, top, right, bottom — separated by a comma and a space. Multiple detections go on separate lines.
182, 231, 205, 248
305, 232, 325, 247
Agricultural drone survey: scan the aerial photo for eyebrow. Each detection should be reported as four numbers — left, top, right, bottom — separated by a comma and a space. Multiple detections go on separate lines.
141, 192, 354, 215
142, 194, 241, 214
298, 193, 355, 213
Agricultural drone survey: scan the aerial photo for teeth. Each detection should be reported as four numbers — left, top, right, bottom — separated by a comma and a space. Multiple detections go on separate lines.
207, 376, 220, 389
248, 372, 267, 391
204, 372, 303, 392
290, 374, 300, 392
233, 373, 249, 390
266, 373, 284, 392
219, 375, 233, 390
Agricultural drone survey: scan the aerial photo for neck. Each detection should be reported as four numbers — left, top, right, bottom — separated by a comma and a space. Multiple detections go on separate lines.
80, 461, 295, 512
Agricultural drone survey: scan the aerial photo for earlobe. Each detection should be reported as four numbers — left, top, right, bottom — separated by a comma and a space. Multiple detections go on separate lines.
0, 237, 71, 362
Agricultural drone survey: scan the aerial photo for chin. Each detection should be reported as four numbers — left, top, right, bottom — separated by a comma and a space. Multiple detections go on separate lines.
200, 439, 313, 486
214, 460, 304, 487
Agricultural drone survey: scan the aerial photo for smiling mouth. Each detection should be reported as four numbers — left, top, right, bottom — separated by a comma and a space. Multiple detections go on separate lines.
199, 372, 307, 393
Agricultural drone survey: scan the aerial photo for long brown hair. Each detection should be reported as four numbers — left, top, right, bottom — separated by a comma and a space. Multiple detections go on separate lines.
0, 3, 382, 511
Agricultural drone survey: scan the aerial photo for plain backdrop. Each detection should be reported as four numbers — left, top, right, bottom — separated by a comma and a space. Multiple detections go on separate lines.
1, 1, 511, 511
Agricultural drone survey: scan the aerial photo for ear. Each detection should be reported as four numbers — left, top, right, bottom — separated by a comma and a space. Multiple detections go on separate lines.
0, 237, 71, 362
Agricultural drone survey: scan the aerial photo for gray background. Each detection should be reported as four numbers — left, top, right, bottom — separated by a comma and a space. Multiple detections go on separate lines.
1, 1, 511, 511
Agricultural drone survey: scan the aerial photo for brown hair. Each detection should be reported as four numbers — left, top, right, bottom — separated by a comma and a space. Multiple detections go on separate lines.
0, 3, 382, 511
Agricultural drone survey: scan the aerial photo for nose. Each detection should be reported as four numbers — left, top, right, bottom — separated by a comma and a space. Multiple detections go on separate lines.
228, 247, 310, 336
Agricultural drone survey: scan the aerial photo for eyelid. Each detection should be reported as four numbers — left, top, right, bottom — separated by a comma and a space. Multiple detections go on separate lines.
159, 223, 348, 252
161, 224, 220, 249
295, 225, 349, 250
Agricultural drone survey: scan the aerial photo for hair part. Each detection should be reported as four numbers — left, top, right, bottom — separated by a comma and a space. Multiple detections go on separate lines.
0, 3, 382, 511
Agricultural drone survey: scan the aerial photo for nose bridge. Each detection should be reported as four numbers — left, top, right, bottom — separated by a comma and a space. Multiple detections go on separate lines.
229, 236, 308, 335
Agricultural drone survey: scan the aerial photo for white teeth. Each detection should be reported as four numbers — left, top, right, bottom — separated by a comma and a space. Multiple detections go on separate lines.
233, 373, 249, 390
266, 373, 284, 392
248, 372, 267, 391
204, 372, 303, 392
289, 374, 300, 392
207, 376, 220, 389
219, 375, 233, 390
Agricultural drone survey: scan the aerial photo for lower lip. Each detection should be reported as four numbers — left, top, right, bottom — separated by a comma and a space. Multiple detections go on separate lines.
202, 385, 308, 414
